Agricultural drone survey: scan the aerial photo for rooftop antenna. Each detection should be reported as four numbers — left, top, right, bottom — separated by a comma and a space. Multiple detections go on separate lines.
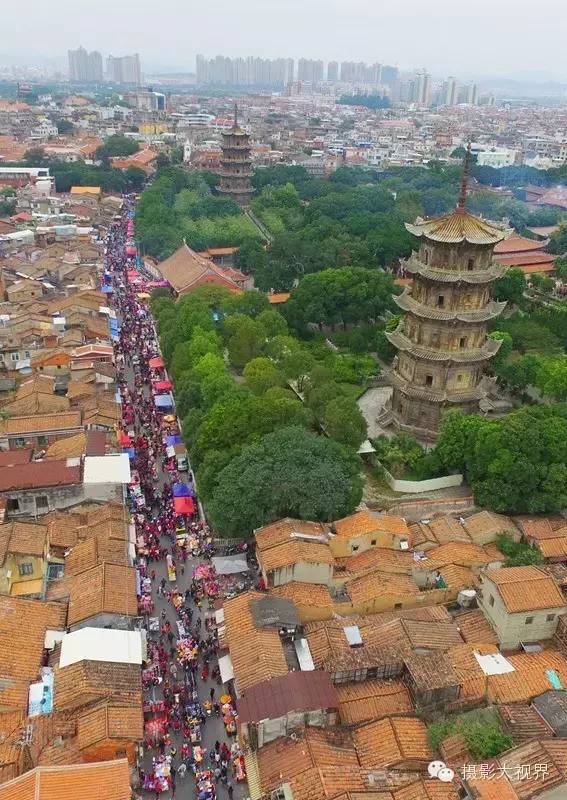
457, 142, 472, 212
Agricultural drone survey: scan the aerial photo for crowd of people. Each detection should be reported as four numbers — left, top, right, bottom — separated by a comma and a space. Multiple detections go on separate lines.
105, 203, 247, 799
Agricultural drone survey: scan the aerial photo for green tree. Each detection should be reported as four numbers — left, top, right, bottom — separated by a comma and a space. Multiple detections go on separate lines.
96, 134, 139, 159
243, 357, 284, 395
56, 119, 75, 134
491, 268, 527, 305
187, 326, 223, 364
323, 397, 367, 448
225, 315, 266, 369
488, 331, 513, 369
208, 426, 363, 536
496, 533, 543, 566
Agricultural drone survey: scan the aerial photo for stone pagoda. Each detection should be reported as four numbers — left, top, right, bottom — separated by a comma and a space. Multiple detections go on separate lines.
217, 106, 253, 207
384, 149, 512, 440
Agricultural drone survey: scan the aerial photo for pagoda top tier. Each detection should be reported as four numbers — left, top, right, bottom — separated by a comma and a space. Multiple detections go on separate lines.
405, 209, 511, 246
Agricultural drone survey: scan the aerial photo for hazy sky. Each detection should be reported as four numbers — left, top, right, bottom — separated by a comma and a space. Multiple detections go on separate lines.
7, 0, 567, 80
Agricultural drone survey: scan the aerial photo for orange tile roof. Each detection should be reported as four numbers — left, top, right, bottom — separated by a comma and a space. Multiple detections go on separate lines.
267, 292, 291, 304
344, 547, 414, 576
455, 609, 498, 645
222, 591, 288, 694
255, 518, 329, 552
462, 510, 518, 542
516, 515, 567, 540
493, 234, 547, 254
336, 679, 413, 725
77, 701, 143, 750
4, 411, 82, 435
345, 570, 421, 605
417, 541, 498, 570
438, 563, 477, 590
53, 660, 141, 714
0, 597, 67, 711
353, 716, 432, 768
259, 539, 334, 572
0, 521, 47, 562
487, 649, 567, 704
272, 582, 334, 609
65, 563, 137, 625
45, 433, 88, 460
537, 537, 567, 558
484, 566, 565, 612
333, 511, 411, 541
0, 759, 131, 800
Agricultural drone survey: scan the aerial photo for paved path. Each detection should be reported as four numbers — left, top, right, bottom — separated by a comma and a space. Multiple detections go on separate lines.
110, 218, 247, 800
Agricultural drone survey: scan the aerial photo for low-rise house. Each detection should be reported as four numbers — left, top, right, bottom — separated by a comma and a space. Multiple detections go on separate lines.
258, 538, 334, 588
403, 650, 461, 710
335, 678, 413, 725
1, 411, 83, 451
0, 596, 66, 713
47, 562, 137, 631
330, 511, 412, 557
531, 690, 567, 737
156, 242, 244, 297
0, 521, 48, 596
0, 759, 132, 800
515, 515, 567, 562
352, 715, 433, 771
479, 566, 566, 649
237, 671, 338, 749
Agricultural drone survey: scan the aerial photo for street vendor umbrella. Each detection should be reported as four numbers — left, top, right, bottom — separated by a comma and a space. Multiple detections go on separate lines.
149, 356, 164, 369
145, 718, 167, 739
126, 245, 137, 256
153, 380, 173, 392
127, 270, 140, 279
173, 496, 195, 515
173, 482, 191, 497
137, 292, 151, 300
163, 414, 176, 423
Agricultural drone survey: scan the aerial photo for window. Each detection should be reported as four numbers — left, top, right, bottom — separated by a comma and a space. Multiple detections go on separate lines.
394, 603, 402, 610
456, 374, 463, 383
24, 351, 31, 359
425, 375, 433, 387
36, 496, 48, 510
467, 258, 474, 270
37, 436, 48, 447
10, 352, 20, 362
423, 251, 429, 264
115, 749, 126, 759
13, 438, 26, 449
351, 545, 359, 553
525, 616, 534, 625
459, 337, 466, 348
437, 295, 445, 307
370, 539, 377, 546
7, 498, 19, 512
546, 614, 556, 622
18, 562, 33, 576
489, 595, 495, 607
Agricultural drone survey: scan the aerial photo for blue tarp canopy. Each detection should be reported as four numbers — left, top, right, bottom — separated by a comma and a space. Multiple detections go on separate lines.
154, 393, 173, 408
166, 434, 182, 446
122, 447, 136, 460
101, 285, 114, 293
173, 482, 191, 497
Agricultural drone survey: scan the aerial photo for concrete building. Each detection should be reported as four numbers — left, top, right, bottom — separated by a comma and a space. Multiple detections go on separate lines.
479, 566, 566, 649
444, 76, 457, 106
327, 61, 339, 82
106, 54, 142, 85
68, 47, 103, 83
477, 148, 518, 167
297, 58, 324, 84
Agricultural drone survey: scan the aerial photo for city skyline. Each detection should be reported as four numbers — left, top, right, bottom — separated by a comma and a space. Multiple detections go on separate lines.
0, 0, 566, 81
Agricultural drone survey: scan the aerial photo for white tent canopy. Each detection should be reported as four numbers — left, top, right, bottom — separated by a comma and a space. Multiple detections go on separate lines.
212, 554, 248, 575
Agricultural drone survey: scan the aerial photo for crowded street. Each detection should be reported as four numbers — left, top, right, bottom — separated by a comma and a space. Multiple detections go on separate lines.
105, 201, 248, 800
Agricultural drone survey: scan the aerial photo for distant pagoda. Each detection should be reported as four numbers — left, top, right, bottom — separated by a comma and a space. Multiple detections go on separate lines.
384, 146, 512, 440
217, 105, 253, 207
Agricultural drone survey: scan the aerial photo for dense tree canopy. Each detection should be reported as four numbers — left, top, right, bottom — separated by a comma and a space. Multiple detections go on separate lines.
207, 426, 363, 536
435, 408, 567, 513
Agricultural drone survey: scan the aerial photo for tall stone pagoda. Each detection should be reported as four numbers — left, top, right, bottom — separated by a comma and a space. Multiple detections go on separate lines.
385, 148, 512, 439
217, 105, 253, 207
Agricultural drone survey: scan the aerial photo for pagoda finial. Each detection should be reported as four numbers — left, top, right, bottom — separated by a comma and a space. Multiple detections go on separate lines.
457, 142, 472, 212
234, 103, 238, 127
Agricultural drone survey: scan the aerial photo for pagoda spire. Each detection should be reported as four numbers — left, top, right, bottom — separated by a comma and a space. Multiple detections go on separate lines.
457, 142, 472, 212
233, 102, 238, 127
